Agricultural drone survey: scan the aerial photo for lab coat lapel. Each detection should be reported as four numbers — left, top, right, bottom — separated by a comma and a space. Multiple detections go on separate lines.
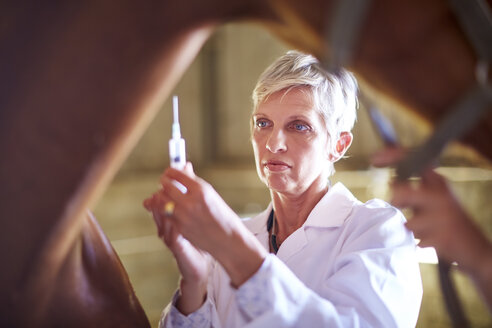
277, 183, 358, 261
242, 205, 271, 251
304, 182, 358, 228
242, 183, 358, 261
275, 226, 308, 261
244, 205, 308, 260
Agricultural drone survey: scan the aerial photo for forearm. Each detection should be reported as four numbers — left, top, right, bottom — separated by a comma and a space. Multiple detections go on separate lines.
176, 279, 207, 315
452, 221, 492, 312
160, 286, 215, 328
468, 243, 492, 312
212, 223, 268, 288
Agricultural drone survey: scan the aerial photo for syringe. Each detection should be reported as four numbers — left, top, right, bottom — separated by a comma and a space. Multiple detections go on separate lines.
169, 95, 186, 170
168, 95, 188, 194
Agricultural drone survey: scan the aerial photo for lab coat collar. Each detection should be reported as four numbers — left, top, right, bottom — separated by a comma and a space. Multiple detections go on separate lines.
243, 204, 272, 236
304, 182, 359, 228
244, 182, 358, 235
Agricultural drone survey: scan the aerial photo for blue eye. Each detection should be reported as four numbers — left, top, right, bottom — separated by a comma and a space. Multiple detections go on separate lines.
256, 119, 269, 128
290, 122, 310, 131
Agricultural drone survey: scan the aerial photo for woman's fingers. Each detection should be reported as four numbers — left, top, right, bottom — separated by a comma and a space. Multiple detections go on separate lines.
160, 176, 188, 204
184, 161, 195, 175
162, 219, 175, 247
161, 166, 197, 192
151, 209, 164, 236
143, 197, 152, 210
143, 190, 179, 241
143, 192, 160, 211
146, 163, 240, 256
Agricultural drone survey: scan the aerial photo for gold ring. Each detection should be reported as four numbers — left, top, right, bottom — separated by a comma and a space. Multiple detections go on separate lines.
163, 201, 175, 216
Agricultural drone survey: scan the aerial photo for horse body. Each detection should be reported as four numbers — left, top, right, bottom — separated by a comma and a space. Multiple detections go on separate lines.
0, 0, 489, 326
0, 1, 217, 325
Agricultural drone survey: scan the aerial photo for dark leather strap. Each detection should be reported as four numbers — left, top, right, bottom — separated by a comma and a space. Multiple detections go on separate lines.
396, 84, 492, 180
449, 0, 492, 63
324, 0, 372, 73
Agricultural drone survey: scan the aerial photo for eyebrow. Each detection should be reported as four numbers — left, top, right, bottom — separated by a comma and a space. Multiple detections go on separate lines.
287, 115, 312, 121
252, 113, 313, 121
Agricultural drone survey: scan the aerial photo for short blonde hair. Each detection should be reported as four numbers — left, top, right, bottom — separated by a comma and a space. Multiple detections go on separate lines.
252, 50, 358, 152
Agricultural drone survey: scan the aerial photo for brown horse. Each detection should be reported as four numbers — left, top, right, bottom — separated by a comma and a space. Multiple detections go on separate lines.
0, 0, 490, 326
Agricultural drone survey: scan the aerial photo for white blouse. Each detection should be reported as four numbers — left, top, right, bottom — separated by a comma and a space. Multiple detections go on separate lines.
160, 182, 423, 327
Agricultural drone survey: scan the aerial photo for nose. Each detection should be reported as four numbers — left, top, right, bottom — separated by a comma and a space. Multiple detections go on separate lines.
266, 128, 287, 153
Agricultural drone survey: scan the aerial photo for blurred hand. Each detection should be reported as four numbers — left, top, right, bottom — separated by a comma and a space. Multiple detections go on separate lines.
391, 168, 485, 270
370, 147, 491, 273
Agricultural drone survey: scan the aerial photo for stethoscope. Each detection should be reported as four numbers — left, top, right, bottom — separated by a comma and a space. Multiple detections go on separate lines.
266, 209, 279, 254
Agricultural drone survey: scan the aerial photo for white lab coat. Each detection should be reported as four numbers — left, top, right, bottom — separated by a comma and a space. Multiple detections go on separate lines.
160, 182, 422, 327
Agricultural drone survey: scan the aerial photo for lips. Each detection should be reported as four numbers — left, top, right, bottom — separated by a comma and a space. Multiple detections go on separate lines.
264, 160, 291, 172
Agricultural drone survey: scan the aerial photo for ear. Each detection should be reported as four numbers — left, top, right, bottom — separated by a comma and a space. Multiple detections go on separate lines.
330, 132, 353, 162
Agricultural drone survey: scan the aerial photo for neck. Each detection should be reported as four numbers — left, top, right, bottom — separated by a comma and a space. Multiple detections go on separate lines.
270, 182, 329, 243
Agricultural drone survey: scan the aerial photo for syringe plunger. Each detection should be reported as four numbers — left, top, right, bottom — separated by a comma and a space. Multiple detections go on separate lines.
169, 95, 186, 170
172, 96, 181, 139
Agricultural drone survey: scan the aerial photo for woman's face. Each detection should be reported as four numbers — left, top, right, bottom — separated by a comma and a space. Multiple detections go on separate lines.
251, 87, 333, 196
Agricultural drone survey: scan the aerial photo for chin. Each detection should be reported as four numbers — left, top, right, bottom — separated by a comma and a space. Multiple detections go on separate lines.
266, 176, 294, 193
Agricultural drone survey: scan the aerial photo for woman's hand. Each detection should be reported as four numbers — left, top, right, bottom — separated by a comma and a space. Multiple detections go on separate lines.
143, 166, 210, 315
144, 193, 210, 278
157, 165, 240, 255
156, 163, 267, 288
